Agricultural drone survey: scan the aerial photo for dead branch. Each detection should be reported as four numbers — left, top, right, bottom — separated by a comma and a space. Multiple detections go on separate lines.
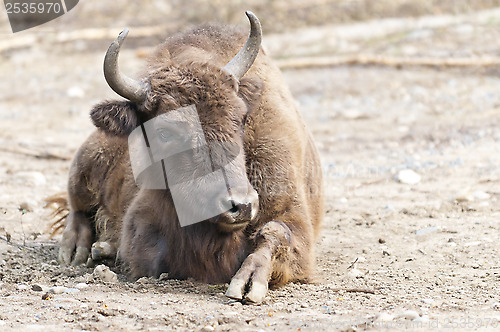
328, 287, 376, 294
0, 146, 71, 161
276, 54, 500, 70
347, 257, 359, 269
343, 288, 376, 294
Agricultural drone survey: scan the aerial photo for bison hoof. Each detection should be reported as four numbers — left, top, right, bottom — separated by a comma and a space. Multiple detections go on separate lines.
225, 252, 270, 304
59, 245, 89, 266
225, 278, 246, 299
91, 242, 116, 261
245, 281, 267, 303
226, 278, 267, 303
72, 246, 90, 266
58, 246, 73, 265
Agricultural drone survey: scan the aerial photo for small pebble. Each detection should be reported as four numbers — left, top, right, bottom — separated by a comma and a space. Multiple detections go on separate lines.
75, 283, 89, 290
136, 277, 150, 284
378, 238, 386, 244
31, 284, 43, 292
492, 302, 500, 310
17, 284, 29, 291
159, 273, 169, 281
93, 264, 118, 283
396, 169, 421, 185
19, 201, 33, 212
49, 286, 67, 294
454, 191, 474, 203
91, 241, 115, 260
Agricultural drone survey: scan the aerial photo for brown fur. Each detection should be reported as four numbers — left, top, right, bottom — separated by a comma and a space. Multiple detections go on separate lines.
59, 22, 323, 299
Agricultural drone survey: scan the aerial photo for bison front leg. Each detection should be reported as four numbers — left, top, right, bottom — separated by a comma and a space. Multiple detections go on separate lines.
59, 211, 93, 265
226, 220, 310, 303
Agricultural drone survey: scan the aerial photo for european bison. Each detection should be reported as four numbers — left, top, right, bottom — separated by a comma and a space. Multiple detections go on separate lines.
59, 11, 323, 303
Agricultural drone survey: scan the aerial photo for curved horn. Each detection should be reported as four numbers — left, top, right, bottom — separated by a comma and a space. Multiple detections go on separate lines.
223, 11, 262, 80
104, 28, 149, 102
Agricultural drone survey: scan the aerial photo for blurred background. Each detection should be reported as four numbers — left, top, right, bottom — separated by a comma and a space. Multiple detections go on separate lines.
4, 0, 500, 32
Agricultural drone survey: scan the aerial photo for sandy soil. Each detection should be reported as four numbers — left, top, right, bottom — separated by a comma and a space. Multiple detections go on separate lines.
1, 4, 500, 332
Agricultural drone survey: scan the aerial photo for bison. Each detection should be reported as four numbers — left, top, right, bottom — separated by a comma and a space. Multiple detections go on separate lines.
58, 11, 323, 303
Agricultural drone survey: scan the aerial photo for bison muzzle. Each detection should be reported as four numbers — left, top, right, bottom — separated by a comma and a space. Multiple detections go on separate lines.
59, 11, 324, 303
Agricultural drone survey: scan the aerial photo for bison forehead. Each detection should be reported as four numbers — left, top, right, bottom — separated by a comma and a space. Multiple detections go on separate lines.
148, 61, 237, 103
143, 90, 247, 140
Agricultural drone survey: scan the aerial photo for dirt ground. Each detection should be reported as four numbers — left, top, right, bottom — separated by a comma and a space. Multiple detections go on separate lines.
1, 2, 500, 331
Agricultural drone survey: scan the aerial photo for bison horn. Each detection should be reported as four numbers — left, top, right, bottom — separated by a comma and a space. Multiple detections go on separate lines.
104, 28, 149, 102
224, 11, 262, 80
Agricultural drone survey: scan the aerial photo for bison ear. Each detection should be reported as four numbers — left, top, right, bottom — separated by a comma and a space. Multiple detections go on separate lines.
90, 100, 141, 136
238, 77, 263, 113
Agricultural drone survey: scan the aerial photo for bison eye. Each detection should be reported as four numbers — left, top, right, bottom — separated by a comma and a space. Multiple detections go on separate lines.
157, 128, 174, 142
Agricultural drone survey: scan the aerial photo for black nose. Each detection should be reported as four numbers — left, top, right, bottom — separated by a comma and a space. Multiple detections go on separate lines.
227, 200, 252, 220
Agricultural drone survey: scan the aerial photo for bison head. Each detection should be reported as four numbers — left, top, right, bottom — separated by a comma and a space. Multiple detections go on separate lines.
90, 12, 262, 232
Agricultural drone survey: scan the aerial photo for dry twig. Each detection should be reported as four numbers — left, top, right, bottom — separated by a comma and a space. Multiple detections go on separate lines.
0, 146, 70, 161
328, 287, 376, 294
276, 54, 500, 70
